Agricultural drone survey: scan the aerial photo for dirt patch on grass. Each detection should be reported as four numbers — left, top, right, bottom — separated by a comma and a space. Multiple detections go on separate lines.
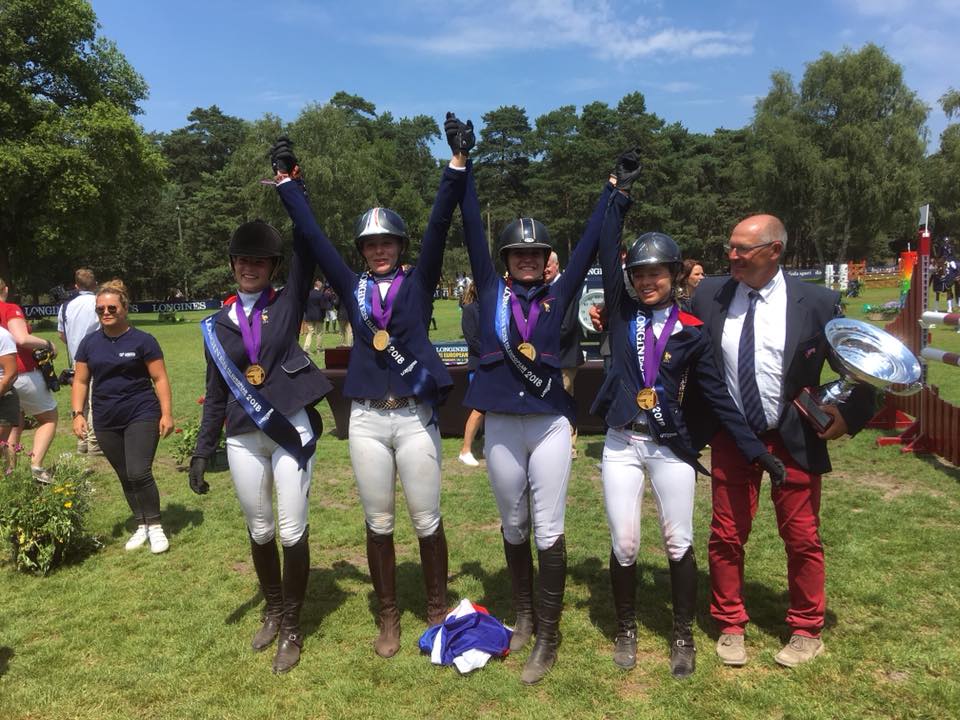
231, 560, 251, 574
833, 471, 937, 500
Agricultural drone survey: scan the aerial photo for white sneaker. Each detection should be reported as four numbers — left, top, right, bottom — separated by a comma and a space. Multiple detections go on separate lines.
147, 525, 169, 554
125, 525, 149, 551
458, 451, 479, 467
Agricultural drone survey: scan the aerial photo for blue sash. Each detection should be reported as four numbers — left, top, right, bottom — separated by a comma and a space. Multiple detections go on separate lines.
628, 307, 682, 441
201, 313, 316, 470
355, 272, 442, 422
494, 279, 571, 409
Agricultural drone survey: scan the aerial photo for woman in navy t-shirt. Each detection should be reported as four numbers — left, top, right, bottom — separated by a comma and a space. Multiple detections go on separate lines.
71, 280, 174, 554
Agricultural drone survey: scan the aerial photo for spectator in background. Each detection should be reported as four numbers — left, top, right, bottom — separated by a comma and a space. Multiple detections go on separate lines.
458, 280, 483, 466
72, 280, 174, 554
0, 325, 19, 470
323, 284, 338, 333
544, 252, 585, 459
302, 279, 326, 353
677, 259, 705, 313
58, 268, 101, 454
0, 278, 59, 483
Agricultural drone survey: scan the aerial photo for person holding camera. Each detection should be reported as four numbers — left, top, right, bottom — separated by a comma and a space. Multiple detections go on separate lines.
272, 125, 466, 660
59, 267, 102, 454
0, 278, 59, 483
71, 280, 174, 554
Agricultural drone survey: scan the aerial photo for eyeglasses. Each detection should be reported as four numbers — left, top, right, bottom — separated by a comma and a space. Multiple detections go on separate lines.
724, 239, 778, 257
95, 305, 120, 316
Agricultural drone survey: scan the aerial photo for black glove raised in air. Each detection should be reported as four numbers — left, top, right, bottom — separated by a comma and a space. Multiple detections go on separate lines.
615, 148, 643, 192
270, 136, 298, 175
444, 112, 475, 156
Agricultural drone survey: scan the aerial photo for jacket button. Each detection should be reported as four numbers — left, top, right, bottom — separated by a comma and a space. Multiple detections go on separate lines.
518, 391, 525, 397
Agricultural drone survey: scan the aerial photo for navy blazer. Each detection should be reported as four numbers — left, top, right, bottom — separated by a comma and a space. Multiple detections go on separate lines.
690, 273, 877, 474
194, 234, 333, 459
590, 192, 768, 470
277, 166, 466, 401
460, 160, 612, 421
460, 301, 481, 371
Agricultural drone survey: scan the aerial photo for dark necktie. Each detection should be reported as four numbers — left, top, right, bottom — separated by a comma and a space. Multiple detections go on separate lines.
738, 290, 767, 433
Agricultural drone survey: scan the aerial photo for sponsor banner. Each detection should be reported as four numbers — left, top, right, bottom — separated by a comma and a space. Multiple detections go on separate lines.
21, 299, 224, 319
784, 268, 824, 280
433, 341, 468, 366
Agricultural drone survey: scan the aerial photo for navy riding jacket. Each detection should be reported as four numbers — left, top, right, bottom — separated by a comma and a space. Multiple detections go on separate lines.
194, 234, 332, 459
459, 160, 612, 423
589, 190, 768, 470
276, 166, 466, 402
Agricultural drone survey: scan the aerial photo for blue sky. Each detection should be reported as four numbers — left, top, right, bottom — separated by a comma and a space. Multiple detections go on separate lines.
91, 0, 958, 152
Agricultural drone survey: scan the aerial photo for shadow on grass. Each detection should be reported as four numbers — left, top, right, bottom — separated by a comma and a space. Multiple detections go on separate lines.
363, 561, 465, 627
570, 555, 837, 644
585, 440, 605, 461
0, 646, 12, 677
917, 453, 960, 483
109, 502, 203, 541
456, 560, 512, 622
226, 559, 367, 642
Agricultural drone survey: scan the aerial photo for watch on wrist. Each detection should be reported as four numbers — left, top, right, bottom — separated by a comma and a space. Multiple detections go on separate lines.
72, 410, 84, 419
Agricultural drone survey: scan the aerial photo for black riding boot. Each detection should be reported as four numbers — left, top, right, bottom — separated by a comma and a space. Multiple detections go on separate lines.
609, 550, 638, 670
273, 528, 310, 674
503, 532, 536, 652
367, 526, 401, 658
249, 535, 284, 652
418, 520, 449, 626
521, 535, 566, 685
668, 547, 698, 679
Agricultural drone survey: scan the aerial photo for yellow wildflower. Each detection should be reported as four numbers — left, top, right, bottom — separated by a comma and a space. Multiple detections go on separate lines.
64, 501, 73, 509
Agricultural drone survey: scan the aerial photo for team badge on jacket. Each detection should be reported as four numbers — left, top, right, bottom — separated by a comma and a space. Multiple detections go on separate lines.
540, 301, 551, 313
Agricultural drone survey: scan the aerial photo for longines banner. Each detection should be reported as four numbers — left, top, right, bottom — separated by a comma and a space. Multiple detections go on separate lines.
20, 299, 224, 319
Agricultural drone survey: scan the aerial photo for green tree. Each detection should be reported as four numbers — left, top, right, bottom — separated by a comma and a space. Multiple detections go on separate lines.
924, 88, 960, 238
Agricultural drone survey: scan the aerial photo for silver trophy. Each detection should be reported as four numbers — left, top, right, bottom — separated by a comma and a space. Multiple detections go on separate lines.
793, 318, 921, 432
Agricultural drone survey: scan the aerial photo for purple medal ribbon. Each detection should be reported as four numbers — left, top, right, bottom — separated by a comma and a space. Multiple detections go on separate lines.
370, 269, 405, 330
641, 304, 679, 387
235, 289, 272, 365
509, 289, 542, 344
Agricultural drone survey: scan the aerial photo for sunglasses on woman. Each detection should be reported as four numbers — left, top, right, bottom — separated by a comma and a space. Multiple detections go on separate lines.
95, 305, 120, 316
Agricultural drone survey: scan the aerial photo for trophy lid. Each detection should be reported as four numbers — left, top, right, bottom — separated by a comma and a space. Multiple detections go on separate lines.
824, 319, 921, 394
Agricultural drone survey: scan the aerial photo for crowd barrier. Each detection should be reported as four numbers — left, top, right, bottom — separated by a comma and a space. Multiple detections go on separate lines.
870, 233, 960, 466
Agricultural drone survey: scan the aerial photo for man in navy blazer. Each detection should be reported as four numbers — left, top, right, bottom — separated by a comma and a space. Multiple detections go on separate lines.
691, 214, 875, 668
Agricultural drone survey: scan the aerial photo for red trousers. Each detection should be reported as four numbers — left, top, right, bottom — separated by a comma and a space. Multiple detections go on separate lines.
708, 430, 824, 638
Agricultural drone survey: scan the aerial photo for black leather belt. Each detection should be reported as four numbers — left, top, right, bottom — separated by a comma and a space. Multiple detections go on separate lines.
364, 396, 414, 410
624, 421, 650, 434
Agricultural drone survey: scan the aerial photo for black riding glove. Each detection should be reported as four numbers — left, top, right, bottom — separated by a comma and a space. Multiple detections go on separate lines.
756, 452, 787, 488
188, 456, 210, 495
615, 148, 643, 192
270, 136, 298, 174
444, 112, 475, 156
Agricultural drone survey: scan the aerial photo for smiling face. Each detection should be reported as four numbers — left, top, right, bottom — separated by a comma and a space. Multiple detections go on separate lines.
360, 235, 402, 275
688, 264, 705, 288
232, 255, 274, 294
727, 216, 783, 289
507, 248, 547, 283
629, 264, 674, 308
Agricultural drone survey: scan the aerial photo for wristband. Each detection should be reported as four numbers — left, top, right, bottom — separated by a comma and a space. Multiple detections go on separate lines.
72, 410, 84, 418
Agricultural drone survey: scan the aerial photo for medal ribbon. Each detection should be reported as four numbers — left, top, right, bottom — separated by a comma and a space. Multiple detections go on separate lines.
638, 303, 679, 388
201, 314, 316, 470
234, 289, 272, 365
509, 285, 541, 344
370, 269, 405, 330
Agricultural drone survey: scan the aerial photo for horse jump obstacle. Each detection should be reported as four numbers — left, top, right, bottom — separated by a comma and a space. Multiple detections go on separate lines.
871, 229, 960, 466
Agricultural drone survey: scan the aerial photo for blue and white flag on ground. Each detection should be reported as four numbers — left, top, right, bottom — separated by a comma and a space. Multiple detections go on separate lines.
418, 599, 511, 674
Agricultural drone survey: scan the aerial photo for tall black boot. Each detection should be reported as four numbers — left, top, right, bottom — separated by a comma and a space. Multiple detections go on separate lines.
273, 528, 310, 674
610, 550, 638, 670
367, 526, 401, 658
249, 535, 284, 652
418, 520, 449, 626
521, 535, 566, 685
503, 532, 536, 652
668, 547, 698, 679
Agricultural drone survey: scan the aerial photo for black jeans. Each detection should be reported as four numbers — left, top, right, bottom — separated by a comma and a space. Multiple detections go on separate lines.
97, 419, 161, 524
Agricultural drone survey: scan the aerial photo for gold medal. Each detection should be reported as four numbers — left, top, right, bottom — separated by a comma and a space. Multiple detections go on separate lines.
518, 342, 537, 361
636, 387, 658, 410
245, 364, 266, 387
373, 329, 390, 351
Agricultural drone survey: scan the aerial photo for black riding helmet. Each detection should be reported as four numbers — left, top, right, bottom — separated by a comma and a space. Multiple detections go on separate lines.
228, 220, 284, 258
497, 218, 552, 263
354, 207, 409, 254
625, 232, 682, 274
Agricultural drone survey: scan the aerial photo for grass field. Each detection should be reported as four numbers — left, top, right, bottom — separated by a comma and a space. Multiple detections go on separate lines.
0, 285, 958, 720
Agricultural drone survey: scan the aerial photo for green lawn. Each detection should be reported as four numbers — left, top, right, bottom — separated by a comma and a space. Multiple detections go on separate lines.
1, 291, 958, 720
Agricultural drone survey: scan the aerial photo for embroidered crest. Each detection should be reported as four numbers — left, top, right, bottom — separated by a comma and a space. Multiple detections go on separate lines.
260, 309, 269, 325
663, 351, 672, 364
541, 301, 551, 313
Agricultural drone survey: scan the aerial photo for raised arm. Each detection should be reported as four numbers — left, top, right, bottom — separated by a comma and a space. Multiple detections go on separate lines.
460, 161, 497, 292
596, 150, 640, 311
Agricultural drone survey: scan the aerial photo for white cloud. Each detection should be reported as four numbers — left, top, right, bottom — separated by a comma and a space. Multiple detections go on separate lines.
843, 0, 960, 17
369, 0, 752, 62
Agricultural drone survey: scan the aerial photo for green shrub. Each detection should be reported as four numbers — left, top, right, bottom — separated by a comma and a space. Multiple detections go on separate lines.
0, 452, 99, 575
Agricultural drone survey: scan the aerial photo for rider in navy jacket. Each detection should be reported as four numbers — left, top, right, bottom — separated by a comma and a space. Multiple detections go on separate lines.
276, 168, 465, 405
